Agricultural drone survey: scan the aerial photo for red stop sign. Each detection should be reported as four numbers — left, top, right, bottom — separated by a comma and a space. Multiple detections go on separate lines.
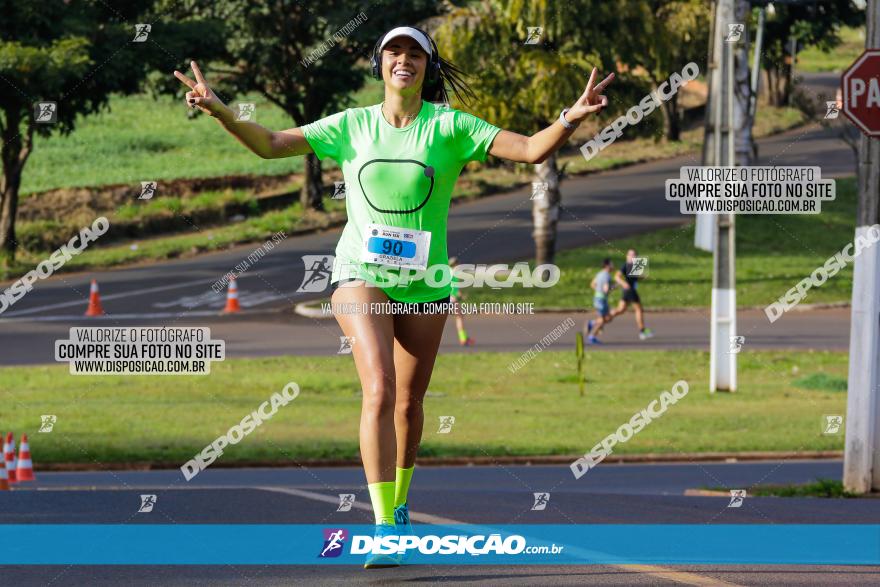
843, 49, 880, 137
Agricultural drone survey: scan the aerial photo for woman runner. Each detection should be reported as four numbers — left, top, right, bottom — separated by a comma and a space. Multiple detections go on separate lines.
174, 24, 613, 568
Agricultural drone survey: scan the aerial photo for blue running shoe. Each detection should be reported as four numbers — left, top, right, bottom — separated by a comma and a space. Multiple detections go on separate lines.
586, 320, 594, 335
363, 523, 400, 569
588, 335, 602, 345
394, 503, 413, 536
394, 503, 414, 563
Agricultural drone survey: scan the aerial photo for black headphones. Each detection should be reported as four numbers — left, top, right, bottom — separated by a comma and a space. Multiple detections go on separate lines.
370, 26, 441, 84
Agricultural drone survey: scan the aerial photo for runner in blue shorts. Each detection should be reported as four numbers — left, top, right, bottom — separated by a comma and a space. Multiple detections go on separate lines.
584, 258, 615, 344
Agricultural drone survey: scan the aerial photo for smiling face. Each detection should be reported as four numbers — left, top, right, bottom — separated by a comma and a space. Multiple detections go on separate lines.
381, 36, 428, 96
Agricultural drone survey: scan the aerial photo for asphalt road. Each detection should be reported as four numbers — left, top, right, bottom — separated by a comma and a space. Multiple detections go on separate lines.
0, 306, 851, 366
2, 461, 879, 585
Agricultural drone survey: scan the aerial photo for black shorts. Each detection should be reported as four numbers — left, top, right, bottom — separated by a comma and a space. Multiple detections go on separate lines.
330, 278, 450, 315
622, 289, 641, 304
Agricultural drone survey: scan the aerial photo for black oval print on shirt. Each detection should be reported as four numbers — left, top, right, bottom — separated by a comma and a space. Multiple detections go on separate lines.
357, 159, 435, 214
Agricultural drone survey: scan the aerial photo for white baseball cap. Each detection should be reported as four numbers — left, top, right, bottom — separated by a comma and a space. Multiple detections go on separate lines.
378, 26, 433, 57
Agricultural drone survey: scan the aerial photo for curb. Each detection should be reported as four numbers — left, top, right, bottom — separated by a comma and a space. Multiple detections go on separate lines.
32, 450, 843, 472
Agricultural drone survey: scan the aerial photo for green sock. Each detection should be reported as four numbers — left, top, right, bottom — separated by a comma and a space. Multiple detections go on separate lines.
394, 466, 415, 508
458, 329, 468, 342
367, 481, 396, 525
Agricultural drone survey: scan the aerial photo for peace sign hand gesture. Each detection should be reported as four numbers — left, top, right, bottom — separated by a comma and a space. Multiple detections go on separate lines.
565, 67, 615, 125
173, 61, 227, 119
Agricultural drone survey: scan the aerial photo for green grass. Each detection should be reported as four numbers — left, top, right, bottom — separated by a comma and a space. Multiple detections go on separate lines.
0, 349, 846, 464
21, 82, 387, 196
798, 26, 865, 73
466, 176, 857, 309
708, 479, 856, 498
794, 373, 848, 392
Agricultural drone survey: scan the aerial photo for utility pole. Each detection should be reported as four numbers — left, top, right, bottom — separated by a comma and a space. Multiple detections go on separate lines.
708, 0, 739, 392
843, 0, 880, 494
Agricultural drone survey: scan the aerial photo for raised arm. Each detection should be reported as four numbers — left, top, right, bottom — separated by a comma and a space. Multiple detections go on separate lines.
488, 67, 614, 164
173, 61, 313, 160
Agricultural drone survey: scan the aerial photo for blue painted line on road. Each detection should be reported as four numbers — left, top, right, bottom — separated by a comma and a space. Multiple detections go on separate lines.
2, 524, 878, 565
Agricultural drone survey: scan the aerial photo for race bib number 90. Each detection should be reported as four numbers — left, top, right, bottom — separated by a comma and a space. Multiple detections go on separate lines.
361, 223, 431, 270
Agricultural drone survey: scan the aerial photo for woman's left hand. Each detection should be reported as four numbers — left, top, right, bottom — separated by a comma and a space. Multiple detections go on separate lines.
566, 67, 615, 124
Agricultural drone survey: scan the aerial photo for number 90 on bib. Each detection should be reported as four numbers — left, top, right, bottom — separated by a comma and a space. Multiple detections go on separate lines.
360, 223, 431, 270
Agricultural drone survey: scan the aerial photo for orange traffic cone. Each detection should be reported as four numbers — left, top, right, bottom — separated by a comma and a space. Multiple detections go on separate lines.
0, 462, 8, 491
16, 434, 34, 482
5, 432, 17, 483
221, 278, 241, 314
85, 279, 105, 316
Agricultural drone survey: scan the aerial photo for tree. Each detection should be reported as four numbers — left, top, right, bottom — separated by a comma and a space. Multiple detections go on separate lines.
621, 0, 711, 141
758, 0, 862, 106
0, 0, 225, 266
169, 0, 441, 211
436, 0, 631, 265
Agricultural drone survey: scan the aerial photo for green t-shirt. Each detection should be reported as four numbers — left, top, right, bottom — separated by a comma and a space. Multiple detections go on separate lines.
301, 101, 501, 303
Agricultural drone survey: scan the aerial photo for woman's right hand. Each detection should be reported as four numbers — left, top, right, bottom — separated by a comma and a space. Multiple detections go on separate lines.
173, 61, 227, 119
